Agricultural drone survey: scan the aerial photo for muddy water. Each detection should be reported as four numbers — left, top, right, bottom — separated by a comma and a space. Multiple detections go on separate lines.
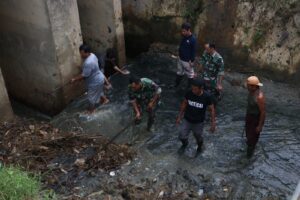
52, 53, 300, 199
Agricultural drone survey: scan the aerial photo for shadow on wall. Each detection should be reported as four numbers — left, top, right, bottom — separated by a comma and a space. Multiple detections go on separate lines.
123, 14, 183, 58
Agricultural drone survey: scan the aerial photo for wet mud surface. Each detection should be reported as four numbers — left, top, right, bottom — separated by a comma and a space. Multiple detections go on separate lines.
5, 52, 299, 199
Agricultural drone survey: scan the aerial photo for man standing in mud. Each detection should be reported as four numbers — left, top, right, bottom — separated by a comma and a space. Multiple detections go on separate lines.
199, 43, 225, 105
175, 22, 197, 88
245, 76, 266, 158
128, 76, 162, 131
176, 79, 216, 156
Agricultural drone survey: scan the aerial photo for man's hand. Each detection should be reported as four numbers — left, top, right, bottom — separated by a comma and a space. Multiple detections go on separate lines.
189, 61, 194, 67
217, 84, 223, 91
210, 122, 216, 133
176, 116, 182, 126
147, 101, 154, 111
135, 112, 141, 120
70, 78, 76, 84
256, 126, 262, 134
105, 83, 112, 90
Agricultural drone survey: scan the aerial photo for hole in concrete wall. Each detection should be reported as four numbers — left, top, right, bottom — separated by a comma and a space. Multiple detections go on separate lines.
122, 15, 182, 58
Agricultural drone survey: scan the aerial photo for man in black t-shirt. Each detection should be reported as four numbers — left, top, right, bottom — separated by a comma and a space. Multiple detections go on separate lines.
176, 79, 216, 155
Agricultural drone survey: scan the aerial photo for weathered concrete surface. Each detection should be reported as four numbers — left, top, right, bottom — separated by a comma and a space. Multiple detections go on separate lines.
77, 0, 126, 66
0, 0, 83, 115
45, 0, 84, 110
0, 68, 13, 122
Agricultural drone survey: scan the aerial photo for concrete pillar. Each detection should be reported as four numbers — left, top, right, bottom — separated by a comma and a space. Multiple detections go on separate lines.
77, 0, 126, 66
0, 0, 83, 115
45, 0, 85, 107
0, 68, 13, 122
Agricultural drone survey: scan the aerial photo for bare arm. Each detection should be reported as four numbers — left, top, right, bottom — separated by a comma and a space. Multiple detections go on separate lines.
148, 84, 162, 110
217, 75, 224, 86
217, 57, 225, 90
104, 76, 110, 85
208, 104, 216, 132
176, 99, 188, 124
131, 99, 141, 120
71, 74, 84, 83
113, 66, 126, 74
150, 87, 161, 104
256, 92, 266, 133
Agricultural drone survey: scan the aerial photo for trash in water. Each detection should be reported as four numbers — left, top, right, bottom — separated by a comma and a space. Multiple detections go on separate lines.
158, 191, 164, 198
74, 158, 86, 167
223, 186, 229, 192
109, 171, 116, 177
198, 188, 204, 196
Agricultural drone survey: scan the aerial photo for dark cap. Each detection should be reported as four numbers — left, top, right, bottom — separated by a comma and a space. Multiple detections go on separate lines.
191, 78, 205, 88
181, 22, 191, 30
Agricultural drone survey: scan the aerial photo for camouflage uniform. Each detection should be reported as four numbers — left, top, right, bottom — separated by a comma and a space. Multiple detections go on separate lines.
128, 78, 162, 129
200, 51, 225, 104
128, 78, 161, 105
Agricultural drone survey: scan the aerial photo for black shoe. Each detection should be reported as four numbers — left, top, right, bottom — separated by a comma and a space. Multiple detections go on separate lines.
195, 143, 203, 157
178, 145, 187, 155
247, 145, 255, 159
147, 117, 154, 131
197, 146, 202, 153
178, 140, 189, 154
135, 118, 142, 125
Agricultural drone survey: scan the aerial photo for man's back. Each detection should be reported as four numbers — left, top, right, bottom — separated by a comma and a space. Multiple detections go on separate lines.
83, 53, 104, 88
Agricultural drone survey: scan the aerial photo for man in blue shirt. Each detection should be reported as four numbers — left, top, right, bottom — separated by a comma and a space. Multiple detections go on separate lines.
175, 23, 197, 88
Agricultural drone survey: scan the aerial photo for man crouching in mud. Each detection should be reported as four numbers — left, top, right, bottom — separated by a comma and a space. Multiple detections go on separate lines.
176, 79, 216, 156
128, 76, 162, 131
245, 76, 266, 158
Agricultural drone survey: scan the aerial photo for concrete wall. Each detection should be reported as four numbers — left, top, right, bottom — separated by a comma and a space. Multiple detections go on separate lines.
0, 68, 13, 122
77, 0, 126, 66
0, 0, 83, 115
122, 0, 300, 84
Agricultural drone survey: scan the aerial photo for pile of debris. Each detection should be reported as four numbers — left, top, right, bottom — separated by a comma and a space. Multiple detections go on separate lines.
0, 118, 135, 195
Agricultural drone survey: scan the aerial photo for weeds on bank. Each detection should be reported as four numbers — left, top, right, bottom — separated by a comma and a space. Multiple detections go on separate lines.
0, 165, 56, 200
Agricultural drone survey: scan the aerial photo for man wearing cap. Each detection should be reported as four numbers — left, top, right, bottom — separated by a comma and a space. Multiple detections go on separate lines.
175, 22, 197, 88
176, 78, 216, 156
245, 76, 266, 158
200, 44, 225, 105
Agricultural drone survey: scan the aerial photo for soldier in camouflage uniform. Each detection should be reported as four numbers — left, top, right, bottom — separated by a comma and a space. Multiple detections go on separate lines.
128, 76, 162, 130
199, 44, 225, 105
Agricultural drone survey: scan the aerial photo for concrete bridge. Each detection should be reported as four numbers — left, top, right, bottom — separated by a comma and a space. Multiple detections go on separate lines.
0, 0, 126, 121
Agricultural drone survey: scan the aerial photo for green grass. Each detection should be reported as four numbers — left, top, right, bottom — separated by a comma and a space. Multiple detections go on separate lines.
0, 166, 42, 200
